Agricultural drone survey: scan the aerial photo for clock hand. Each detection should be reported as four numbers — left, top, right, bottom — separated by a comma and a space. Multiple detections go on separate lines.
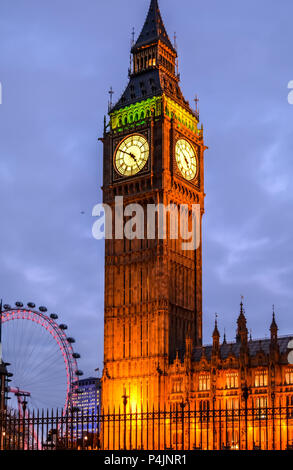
182, 154, 189, 168
130, 153, 138, 164
120, 149, 138, 164
119, 149, 133, 157
183, 151, 191, 168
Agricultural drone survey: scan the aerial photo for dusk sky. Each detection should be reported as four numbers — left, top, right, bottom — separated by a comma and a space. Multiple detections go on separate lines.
1, 0, 293, 378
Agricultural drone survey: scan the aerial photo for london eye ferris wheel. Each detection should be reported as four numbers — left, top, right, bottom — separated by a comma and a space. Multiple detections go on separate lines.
0, 301, 83, 414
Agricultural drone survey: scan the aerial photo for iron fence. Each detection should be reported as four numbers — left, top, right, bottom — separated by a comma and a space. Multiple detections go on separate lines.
1, 404, 293, 451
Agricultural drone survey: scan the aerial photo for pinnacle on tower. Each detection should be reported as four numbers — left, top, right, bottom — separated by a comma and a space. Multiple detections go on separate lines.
236, 299, 248, 344
132, 0, 176, 54
223, 329, 227, 344
213, 317, 220, 339
270, 306, 278, 342
212, 316, 220, 353
112, 0, 192, 114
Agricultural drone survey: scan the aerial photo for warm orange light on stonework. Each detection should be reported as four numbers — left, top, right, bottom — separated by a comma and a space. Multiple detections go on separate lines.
100, 0, 293, 451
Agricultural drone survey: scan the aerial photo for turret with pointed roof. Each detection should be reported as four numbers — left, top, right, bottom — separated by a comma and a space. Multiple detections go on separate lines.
132, 0, 176, 54
212, 318, 220, 355
236, 300, 248, 346
112, 0, 194, 115
270, 308, 280, 358
270, 309, 278, 342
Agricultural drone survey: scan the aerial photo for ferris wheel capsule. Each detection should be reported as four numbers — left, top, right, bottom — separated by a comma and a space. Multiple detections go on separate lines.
27, 303, 36, 309
39, 306, 47, 313
15, 302, 24, 308
50, 313, 58, 320
72, 353, 80, 359
59, 324, 68, 330
3, 305, 11, 310
67, 337, 75, 344
76, 370, 84, 376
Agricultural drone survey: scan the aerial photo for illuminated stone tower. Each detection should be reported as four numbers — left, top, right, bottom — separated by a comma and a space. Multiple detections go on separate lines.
102, 0, 205, 414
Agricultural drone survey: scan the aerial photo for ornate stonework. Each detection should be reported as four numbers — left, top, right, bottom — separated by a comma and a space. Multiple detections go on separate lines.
101, 0, 293, 450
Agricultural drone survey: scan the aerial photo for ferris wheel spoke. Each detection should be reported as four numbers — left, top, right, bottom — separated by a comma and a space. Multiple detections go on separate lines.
16, 361, 66, 387
24, 372, 67, 390
25, 343, 63, 378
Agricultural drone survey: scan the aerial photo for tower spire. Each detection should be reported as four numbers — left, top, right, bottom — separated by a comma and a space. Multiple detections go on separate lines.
112, 0, 188, 113
236, 298, 248, 345
270, 305, 278, 342
223, 328, 227, 344
212, 314, 220, 354
132, 0, 176, 54
213, 313, 219, 333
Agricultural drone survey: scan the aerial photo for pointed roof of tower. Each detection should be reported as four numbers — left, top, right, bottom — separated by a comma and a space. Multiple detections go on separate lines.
132, 0, 176, 54
270, 308, 278, 333
237, 300, 247, 328
111, 0, 194, 114
236, 299, 248, 343
223, 329, 227, 344
212, 319, 220, 355
213, 318, 220, 339
270, 307, 278, 348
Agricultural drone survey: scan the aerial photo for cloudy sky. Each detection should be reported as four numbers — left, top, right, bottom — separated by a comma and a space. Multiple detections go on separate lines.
0, 0, 293, 380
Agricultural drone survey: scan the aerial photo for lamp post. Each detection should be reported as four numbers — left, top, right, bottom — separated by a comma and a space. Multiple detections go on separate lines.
242, 385, 250, 450
122, 388, 129, 450
271, 391, 276, 450
180, 399, 187, 450
212, 395, 216, 450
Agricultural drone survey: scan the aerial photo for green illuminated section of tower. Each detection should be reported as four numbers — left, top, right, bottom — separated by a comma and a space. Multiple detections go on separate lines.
110, 96, 162, 131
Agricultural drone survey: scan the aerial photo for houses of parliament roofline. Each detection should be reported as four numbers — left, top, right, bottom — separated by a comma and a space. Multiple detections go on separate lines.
168, 302, 293, 404
173, 302, 292, 365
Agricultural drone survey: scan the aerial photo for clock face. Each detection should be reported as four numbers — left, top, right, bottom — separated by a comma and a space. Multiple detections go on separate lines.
115, 135, 149, 177
175, 139, 197, 181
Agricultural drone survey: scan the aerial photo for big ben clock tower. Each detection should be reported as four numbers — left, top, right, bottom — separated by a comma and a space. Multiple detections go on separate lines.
102, 0, 205, 414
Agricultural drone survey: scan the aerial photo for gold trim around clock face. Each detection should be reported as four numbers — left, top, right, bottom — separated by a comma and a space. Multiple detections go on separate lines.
175, 139, 197, 181
115, 134, 149, 177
